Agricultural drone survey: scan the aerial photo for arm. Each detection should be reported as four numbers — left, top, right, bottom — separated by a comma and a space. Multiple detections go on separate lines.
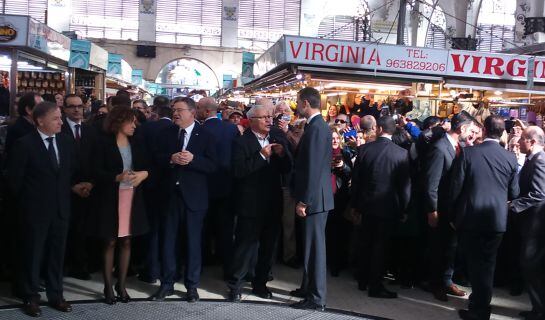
296, 126, 330, 206
186, 135, 218, 174
397, 151, 411, 214
350, 146, 363, 209
423, 144, 445, 213
231, 138, 268, 179
448, 151, 466, 223
6, 140, 28, 196
511, 160, 545, 213
405, 122, 422, 141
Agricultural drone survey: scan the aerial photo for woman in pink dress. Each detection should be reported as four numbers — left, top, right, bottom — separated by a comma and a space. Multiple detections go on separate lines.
93, 106, 150, 304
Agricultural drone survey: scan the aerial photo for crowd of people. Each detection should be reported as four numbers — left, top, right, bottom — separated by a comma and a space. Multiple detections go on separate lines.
0, 86, 543, 320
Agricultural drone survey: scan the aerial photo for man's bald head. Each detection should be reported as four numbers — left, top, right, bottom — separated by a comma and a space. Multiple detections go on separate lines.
360, 115, 377, 134
524, 126, 545, 146
196, 97, 218, 121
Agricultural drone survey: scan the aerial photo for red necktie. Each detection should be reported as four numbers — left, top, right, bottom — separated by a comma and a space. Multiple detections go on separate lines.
455, 143, 461, 157
75, 124, 81, 141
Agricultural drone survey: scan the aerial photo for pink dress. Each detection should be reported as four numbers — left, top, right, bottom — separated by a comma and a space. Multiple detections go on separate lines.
118, 145, 133, 237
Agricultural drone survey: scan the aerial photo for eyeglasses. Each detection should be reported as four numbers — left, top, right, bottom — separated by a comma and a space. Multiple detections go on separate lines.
251, 115, 273, 120
66, 104, 84, 109
173, 108, 192, 113
335, 119, 347, 124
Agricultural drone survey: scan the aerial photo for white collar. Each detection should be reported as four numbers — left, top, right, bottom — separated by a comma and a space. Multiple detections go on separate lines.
483, 138, 500, 144
306, 112, 321, 124
446, 133, 458, 149
204, 116, 218, 122
159, 117, 172, 121
180, 121, 196, 135
528, 146, 544, 161
37, 129, 55, 140
66, 117, 81, 130
380, 134, 392, 140
252, 130, 269, 140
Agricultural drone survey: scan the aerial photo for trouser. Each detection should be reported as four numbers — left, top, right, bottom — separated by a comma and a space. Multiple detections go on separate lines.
359, 214, 394, 291
300, 212, 327, 305
204, 196, 235, 274
65, 196, 89, 273
281, 187, 297, 262
521, 211, 545, 315
429, 214, 458, 287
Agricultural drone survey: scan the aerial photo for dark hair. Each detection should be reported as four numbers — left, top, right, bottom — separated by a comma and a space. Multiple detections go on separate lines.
451, 111, 474, 132
116, 89, 130, 97
17, 92, 40, 117
171, 96, 196, 110
298, 87, 321, 109
157, 106, 173, 119
104, 106, 135, 134
392, 127, 412, 150
32, 101, 58, 123
377, 116, 396, 135
484, 115, 505, 140
133, 109, 147, 124
422, 116, 441, 130
153, 95, 170, 108
133, 99, 147, 108
42, 93, 55, 103
111, 95, 131, 108
63, 94, 81, 107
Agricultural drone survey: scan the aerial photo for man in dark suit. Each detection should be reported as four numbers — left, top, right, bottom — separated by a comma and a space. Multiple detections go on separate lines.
149, 97, 217, 303
290, 87, 334, 311
7, 102, 77, 317
424, 111, 475, 301
4, 92, 43, 154
226, 105, 291, 302
450, 115, 519, 320
61, 94, 97, 280
510, 126, 545, 320
196, 97, 239, 275
351, 116, 410, 298
138, 105, 174, 283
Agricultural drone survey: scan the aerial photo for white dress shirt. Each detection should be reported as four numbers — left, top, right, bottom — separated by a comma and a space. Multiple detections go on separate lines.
253, 130, 270, 160
179, 121, 195, 150
38, 129, 59, 162
306, 112, 321, 124
446, 133, 458, 151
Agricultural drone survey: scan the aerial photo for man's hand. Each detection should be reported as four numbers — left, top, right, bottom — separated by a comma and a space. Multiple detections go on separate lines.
171, 150, 194, 166
399, 115, 408, 126
260, 144, 277, 159
427, 211, 439, 228
71, 184, 85, 197
296, 202, 307, 218
271, 143, 285, 157
277, 119, 289, 133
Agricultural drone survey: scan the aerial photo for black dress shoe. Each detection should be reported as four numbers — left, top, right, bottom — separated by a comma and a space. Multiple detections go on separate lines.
289, 288, 307, 298
22, 301, 41, 317
186, 288, 200, 303
290, 299, 326, 311
228, 290, 241, 302
115, 284, 131, 303
148, 286, 174, 301
519, 310, 535, 318
103, 288, 117, 305
252, 286, 272, 299
357, 282, 367, 291
458, 309, 480, 320
48, 299, 72, 312
368, 287, 398, 299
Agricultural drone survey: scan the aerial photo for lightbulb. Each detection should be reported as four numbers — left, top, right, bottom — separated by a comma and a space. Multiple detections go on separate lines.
494, 90, 502, 95
295, 73, 303, 80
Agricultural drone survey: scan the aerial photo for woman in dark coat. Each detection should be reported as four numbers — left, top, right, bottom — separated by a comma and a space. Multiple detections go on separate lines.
92, 106, 149, 304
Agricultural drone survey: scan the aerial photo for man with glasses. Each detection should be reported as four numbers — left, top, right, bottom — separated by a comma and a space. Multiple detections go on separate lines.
61, 94, 97, 281
149, 97, 217, 303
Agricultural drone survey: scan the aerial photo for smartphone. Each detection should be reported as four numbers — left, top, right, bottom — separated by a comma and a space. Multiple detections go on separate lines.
343, 129, 357, 139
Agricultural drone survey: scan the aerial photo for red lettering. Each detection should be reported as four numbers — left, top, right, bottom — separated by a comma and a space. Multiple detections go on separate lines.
368, 48, 380, 65
506, 59, 526, 77
312, 43, 324, 61
325, 44, 338, 62
361, 47, 367, 64
450, 54, 471, 72
534, 60, 545, 79
483, 57, 504, 76
347, 46, 359, 63
340, 45, 345, 63
470, 56, 482, 74
305, 42, 310, 60
289, 40, 303, 59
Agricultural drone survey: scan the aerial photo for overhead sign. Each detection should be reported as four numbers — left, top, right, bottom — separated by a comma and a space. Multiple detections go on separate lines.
69, 39, 91, 69
0, 25, 17, 42
276, 36, 545, 83
0, 15, 29, 46
27, 18, 71, 61
107, 53, 123, 75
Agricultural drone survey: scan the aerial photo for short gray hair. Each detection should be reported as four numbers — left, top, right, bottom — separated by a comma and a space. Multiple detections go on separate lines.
199, 97, 218, 112
246, 104, 268, 119
360, 115, 376, 133
525, 126, 545, 146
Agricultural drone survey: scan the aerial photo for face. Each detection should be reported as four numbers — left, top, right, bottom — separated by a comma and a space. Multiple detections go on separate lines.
249, 108, 272, 134
296, 95, 308, 118
195, 102, 208, 121
335, 114, 349, 130
275, 103, 290, 116
172, 101, 195, 128
519, 132, 532, 155
328, 105, 338, 117
64, 96, 85, 122
133, 102, 146, 112
120, 118, 136, 137
229, 114, 242, 125
356, 132, 365, 146
37, 107, 63, 136
54, 94, 64, 107
332, 131, 341, 149
460, 123, 478, 146
509, 137, 521, 154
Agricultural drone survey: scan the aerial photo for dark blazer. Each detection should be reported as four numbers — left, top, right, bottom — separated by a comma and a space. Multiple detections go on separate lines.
450, 141, 519, 232
61, 119, 99, 182
91, 133, 150, 239
5, 116, 35, 155
140, 118, 175, 189
202, 117, 240, 198
156, 122, 218, 212
423, 133, 456, 214
351, 137, 411, 220
511, 150, 545, 215
292, 114, 334, 215
7, 130, 75, 222
231, 129, 292, 218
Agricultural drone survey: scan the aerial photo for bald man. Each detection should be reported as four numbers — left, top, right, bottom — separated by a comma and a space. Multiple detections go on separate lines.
196, 97, 240, 275
510, 126, 545, 320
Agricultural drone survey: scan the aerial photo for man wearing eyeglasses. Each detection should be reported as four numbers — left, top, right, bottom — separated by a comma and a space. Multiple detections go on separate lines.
61, 94, 97, 281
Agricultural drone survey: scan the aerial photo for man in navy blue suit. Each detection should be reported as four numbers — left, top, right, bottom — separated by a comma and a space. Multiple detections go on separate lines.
149, 97, 217, 303
196, 97, 239, 276
138, 105, 174, 283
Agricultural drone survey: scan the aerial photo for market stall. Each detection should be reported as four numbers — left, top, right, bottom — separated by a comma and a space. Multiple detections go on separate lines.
69, 40, 108, 101
0, 14, 72, 116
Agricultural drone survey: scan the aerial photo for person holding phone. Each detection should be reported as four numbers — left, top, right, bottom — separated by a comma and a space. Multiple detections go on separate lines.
92, 106, 149, 305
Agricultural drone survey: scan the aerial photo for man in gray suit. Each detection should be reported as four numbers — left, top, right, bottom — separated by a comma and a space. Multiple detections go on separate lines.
290, 87, 334, 311
510, 126, 545, 320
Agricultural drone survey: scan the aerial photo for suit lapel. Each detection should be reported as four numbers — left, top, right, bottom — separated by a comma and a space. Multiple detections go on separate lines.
32, 130, 58, 173
443, 135, 456, 160
245, 130, 263, 154
185, 123, 200, 152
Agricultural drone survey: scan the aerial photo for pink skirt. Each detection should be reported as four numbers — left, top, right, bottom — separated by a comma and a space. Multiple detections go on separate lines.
118, 188, 134, 237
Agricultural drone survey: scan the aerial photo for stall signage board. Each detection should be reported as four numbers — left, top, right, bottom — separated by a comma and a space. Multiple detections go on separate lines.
121, 59, 133, 83
281, 36, 545, 84
132, 69, 143, 85
107, 53, 123, 75
90, 43, 108, 70
69, 39, 91, 69
27, 18, 70, 61
0, 15, 29, 46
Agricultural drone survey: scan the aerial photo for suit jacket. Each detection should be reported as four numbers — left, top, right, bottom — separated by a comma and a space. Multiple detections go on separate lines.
140, 118, 175, 189
7, 130, 76, 222
5, 116, 35, 155
156, 122, 218, 212
231, 129, 292, 218
424, 133, 456, 214
511, 150, 545, 215
61, 119, 98, 183
292, 114, 334, 215
450, 141, 519, 232
351, 137, 411, 220
202, 117, 239, 199
91, 133, 150, 239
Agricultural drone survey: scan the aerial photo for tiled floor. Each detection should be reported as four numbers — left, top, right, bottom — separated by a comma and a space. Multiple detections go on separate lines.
0, 265, 530, 320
